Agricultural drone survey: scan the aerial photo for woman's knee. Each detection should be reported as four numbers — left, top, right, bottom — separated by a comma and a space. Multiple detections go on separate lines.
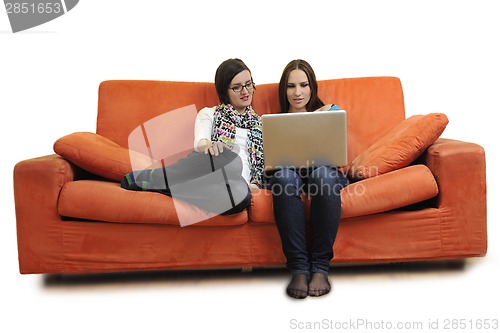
214, 150, 242, 178
270, 168, 300, 185
269, 168, 303, 196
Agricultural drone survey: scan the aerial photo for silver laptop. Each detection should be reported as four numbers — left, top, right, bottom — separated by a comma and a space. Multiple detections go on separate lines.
262, 110, 348, 171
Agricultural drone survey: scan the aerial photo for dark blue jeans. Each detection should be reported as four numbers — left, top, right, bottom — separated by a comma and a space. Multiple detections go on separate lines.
268, 166, 348, 276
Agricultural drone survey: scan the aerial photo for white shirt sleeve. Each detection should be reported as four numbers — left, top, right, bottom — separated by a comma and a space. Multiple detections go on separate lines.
193, 107, 215, 151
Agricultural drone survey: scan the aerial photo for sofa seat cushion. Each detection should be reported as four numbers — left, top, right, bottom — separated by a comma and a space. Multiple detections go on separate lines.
58, 180, 248, 227
250, 164, 438, 223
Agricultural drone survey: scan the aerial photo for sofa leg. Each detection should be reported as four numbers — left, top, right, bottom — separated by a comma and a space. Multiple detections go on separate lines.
241, 267, 253, 273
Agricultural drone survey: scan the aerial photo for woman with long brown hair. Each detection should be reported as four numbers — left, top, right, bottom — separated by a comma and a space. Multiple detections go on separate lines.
269, 59, 347, 299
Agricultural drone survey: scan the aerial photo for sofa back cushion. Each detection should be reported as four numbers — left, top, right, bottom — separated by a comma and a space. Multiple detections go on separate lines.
97, 81, 220, 148
317, 77, 405, 162
97, 77, 405, 164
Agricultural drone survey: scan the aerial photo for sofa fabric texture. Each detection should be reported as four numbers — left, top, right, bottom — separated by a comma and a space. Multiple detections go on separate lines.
13, 77, 487, 274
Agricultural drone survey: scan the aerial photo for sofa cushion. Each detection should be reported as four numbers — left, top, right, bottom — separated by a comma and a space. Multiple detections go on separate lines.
347, 113, 448, 180
339, 164, 438, 219
54, 132, 151, 182
58, 180, 248, 227
250, 164, 438, 223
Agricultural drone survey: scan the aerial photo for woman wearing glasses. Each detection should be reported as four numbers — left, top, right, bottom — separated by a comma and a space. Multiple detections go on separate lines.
195, 58, 263, 192
122, 58, 263, 215
268, 59, 348, 299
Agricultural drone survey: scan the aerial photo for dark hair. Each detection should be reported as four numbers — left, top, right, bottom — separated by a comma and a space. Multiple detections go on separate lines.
278, 59, 324, 113
215, 58, 254, 105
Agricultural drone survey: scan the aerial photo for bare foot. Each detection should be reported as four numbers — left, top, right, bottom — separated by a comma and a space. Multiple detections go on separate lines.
286, 274, 309, 299
308, 272, 331, 297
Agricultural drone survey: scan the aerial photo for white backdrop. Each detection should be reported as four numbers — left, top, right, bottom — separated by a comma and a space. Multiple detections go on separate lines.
1, 1, 499, 332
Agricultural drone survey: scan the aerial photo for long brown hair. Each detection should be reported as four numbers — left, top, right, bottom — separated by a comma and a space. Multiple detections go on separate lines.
278, 59, 324, 113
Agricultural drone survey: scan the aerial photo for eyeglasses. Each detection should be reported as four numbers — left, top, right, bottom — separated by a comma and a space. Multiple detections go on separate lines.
230, 82, 255, 93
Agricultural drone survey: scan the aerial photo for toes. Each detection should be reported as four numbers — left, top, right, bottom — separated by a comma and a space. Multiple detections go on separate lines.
308, 288, 331, 297
287, 288, 308, 299
308, 273, 331, 297
286, 274, 309, 299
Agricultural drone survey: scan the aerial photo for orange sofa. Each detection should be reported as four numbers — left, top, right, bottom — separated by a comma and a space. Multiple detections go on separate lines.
13, 77, 487, 274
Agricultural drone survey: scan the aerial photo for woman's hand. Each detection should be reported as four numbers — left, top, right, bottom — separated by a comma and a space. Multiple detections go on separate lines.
198, 139, 228, 156
316, 103, 335, 112
208, 141, 228, 156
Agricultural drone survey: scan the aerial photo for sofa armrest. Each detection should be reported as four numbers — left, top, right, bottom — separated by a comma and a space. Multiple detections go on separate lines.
14, 155, 86, 203
422, 138, 487, 256
13, 154, 82, 273
423, 138, 486, 209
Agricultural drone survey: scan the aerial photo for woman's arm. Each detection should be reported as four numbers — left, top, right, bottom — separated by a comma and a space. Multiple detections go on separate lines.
194, 107, 215, 151
193, 107, 228, 156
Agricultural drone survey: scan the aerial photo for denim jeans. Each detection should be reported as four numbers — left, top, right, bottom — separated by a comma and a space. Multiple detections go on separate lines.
268, 166, 348, 276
